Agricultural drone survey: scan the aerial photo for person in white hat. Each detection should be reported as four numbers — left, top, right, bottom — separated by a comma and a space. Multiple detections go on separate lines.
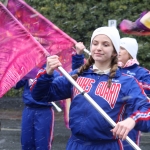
118, 37, 150, 96
31, 27, 150, 150
118, 37, 139, 67
118, 37, 150, 150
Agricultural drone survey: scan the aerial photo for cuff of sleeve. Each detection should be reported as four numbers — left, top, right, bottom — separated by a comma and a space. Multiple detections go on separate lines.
72, 54, 84, 60
130, 115, 138, 123
43, 73, 54, 81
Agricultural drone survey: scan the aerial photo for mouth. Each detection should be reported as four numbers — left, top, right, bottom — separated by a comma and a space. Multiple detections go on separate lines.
95, 53, 103, 56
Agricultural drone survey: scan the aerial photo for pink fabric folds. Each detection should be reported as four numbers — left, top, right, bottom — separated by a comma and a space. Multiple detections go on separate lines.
7, 0, 76, 73
0, 0, 77, 97
0, 2, 48, 97
119, 11, 150, 36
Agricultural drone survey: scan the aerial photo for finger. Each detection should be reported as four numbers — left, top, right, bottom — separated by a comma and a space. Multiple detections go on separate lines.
47, 56, 60, 65
112, 123, 123, 138
47, 55, 59, 60
117, 127, 126, 139
51, 63, 61, 69
47, 61, 61, 69
115, 125, 123, 138
111, 124, 119, 136
48, 59, 60, 65
122, 128, 130, 140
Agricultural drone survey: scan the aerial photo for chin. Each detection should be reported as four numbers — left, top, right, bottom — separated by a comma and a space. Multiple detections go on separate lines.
94, 58, 102, 61
118, 58, 122, 61
95, 59, 105, 63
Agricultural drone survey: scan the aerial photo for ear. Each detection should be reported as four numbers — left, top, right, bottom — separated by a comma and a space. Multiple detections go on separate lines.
112, 53, 117, 57
128, 53, 133, 59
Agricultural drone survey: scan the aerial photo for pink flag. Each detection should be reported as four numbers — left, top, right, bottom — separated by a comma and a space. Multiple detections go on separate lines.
0, 2, 48, 97
7, 0, 76, 73
6, 0, 77, 123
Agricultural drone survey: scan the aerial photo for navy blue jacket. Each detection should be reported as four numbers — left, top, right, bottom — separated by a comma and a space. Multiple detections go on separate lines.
31, 67, 150, 140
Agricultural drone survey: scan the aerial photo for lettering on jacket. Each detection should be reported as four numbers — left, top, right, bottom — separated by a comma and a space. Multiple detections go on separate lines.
126, 70, 136, 76
95, 81, 121, 109
73, 77, 95, 96
73, 77, 121, 109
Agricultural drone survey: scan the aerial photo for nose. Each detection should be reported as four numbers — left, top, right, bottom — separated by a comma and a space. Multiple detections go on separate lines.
118, 50, 121, 55
97, 43, 102, 51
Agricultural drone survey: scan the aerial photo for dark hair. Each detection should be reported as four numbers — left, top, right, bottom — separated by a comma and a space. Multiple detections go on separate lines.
107, 54, 118, 88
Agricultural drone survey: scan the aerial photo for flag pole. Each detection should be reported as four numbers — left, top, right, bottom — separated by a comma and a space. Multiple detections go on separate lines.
51, 102, 62, 112
83, 48, 91, 55
57, 66, 141, 150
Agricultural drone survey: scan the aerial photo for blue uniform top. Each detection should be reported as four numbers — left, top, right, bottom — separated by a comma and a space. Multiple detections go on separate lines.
72, 54, 150, 96
31, 67, 150, 141
120, 64, 150, 96
15, 70, 60, 107
72, 54, 84, 70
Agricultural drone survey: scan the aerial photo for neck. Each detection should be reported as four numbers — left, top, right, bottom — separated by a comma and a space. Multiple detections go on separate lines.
121, 59, 130, 67
94, 61, 111, 70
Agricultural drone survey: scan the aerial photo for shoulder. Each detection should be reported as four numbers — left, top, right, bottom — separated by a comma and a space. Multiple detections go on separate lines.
121, 73, 136, 79
118, 72, 138, 85
138, 66, 150, 73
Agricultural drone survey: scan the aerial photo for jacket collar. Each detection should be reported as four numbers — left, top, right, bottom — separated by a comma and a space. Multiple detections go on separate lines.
92, 65, 111, 75
81, 66, 122, 78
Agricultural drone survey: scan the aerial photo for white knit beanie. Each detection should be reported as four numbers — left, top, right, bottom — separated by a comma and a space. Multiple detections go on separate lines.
120, 37, 138, 59
91, 26, 120, 54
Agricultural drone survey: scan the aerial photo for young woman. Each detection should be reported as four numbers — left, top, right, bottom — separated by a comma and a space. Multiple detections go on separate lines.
118, 37, 150, 150
31, 27, 150, 150
118, 37, 150, 96
72, 37, 150, 149
14, 67, 59, 150
14, 44, 85, 149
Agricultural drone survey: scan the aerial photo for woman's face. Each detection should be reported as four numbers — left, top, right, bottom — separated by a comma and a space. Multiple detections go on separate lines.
91, 34, 116, 64
118, 47, 131, 65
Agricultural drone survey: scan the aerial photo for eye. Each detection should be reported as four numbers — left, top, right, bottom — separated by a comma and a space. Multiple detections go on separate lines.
120, 47, 126, 50
92, 41, 98, 46
103, 42, 109, 47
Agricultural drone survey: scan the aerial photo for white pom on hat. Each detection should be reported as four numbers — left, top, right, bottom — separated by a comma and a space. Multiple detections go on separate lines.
91, 26, 120, 54
120, 37, 138, 59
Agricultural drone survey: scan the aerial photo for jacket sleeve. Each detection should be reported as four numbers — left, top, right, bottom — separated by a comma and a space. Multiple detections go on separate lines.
31, 69, 74, 102
125, 78, 150, 132
137, 67, 150, 97
72, 54, 84, 70
14, 80, 27, 89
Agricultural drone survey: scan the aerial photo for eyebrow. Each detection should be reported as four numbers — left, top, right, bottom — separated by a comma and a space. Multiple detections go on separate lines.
93, 39, 110, 43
